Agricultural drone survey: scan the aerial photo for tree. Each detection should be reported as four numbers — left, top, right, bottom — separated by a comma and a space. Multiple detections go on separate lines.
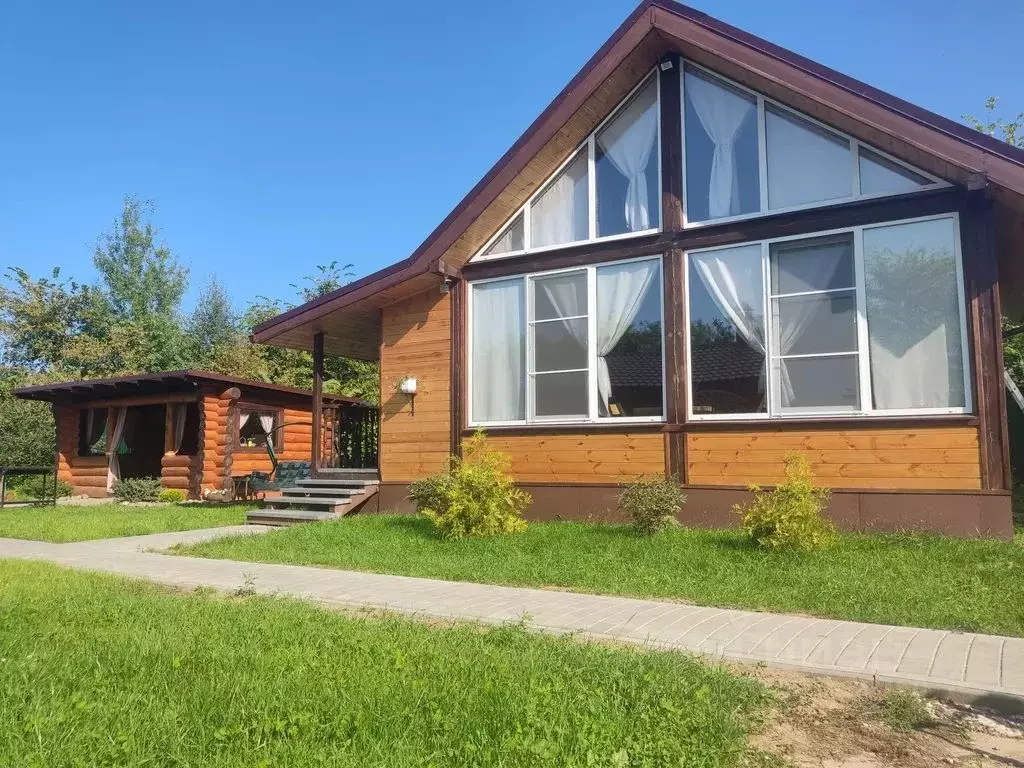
187, 277, 239, 363
92, 196, 188, 322
293, 261, 354, 302
964, 97, 1024, 148
0, 367, 55, 467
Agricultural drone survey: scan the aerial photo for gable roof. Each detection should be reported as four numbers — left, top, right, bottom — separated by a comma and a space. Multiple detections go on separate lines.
253, 0, 1024, 356
12, 370, 367, 405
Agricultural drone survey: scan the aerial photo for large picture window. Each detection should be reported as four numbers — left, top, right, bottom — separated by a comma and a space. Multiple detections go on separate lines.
686, 214, 970, 420
474, 74, 661, 261
682, 64, 943, 225
469, 256, 664, 425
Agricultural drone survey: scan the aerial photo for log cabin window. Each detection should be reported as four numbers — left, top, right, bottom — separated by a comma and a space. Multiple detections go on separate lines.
473, 73, 660, 261
169, 402, 199, 456
77, 407, 108, 456
681, 63, 943, 225
685, 213, 971, 420
468, 255, 664, 425
237, 407, 280, 451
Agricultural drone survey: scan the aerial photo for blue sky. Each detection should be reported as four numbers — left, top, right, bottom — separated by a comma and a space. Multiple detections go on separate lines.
1, 0, 1020, 314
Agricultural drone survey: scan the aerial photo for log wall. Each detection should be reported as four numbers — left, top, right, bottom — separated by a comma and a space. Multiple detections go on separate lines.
54, 404, 109, 498
685, 425, 983, 490
379, 289, 452, 482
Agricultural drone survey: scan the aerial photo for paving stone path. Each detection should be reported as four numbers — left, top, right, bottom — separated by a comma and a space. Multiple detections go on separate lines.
2, 526, 1022, 703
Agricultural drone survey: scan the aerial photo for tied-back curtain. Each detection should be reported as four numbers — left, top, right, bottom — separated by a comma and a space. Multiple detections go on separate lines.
472, 280, 525, 422
691, 249, 765, 354
259, 414, 275, 447
597, 80, 658, 231
686, 73, 753, 219
531, 153, 588, 248
173, 404, 187, 453
106, 407, 127, 492
86, 408, 106, 451
595, 262, 657, 413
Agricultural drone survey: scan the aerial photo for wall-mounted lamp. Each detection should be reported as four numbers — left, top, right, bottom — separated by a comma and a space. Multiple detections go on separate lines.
440, 277, 452, 295
659, 57, 674, 72
397, 375, 417, 415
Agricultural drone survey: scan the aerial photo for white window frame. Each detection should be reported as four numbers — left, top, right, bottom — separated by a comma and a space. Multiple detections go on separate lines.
683, 212, 972, 421
679, 60, 949, 229
471, 70, 663, 263
467, 254, 666, 427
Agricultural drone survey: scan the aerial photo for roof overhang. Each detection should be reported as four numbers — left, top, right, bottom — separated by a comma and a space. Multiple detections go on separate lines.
13, 370, 367, 405
253, 0, 1024, 354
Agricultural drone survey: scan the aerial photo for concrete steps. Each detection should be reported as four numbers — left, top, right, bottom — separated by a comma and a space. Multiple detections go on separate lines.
246, 473, 379, 526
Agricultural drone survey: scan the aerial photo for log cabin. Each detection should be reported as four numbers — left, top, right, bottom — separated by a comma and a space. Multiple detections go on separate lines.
204, 3, 1024, 535
13, 371, 371, 499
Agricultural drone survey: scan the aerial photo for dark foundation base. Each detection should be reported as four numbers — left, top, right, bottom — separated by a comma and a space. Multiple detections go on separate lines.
375, 482, 1014, 539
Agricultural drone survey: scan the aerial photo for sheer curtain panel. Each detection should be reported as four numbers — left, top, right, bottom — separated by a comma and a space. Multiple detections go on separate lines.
472, 280, 525, 422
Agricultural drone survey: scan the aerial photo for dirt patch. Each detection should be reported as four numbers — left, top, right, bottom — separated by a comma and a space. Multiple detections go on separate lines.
736, 665, 1024, 767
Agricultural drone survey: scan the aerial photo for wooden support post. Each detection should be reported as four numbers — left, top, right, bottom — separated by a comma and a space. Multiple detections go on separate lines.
312, 331, 324, 476
450, 280, 464, 458
51, 403, 60, 506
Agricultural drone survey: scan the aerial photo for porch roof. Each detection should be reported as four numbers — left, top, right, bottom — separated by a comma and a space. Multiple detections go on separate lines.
12, 370, 367, 406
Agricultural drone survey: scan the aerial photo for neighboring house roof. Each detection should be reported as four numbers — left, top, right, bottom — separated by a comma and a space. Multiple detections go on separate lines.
12, 370, 367, 405
606, 343, 763, 389
252, 0, 1024, 356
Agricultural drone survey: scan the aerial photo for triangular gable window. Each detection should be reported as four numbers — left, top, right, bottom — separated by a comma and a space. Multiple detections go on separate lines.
683, 63, 943, 224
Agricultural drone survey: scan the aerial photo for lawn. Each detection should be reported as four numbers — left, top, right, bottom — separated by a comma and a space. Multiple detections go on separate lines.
0, 560, 768, 767
0, 503, 249, 542
177, 515, 1024, 637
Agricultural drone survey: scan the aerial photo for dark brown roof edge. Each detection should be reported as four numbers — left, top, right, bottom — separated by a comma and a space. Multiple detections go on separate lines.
253, 0, 1024, 344
251, 0, 659, 340
12, 369, 369, 405
663, 1, 1024, 167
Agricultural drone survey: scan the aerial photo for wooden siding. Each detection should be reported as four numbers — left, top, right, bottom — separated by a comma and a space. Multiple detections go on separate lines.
379, 290, 451, 482
476, 433, 665, 484
686, 426, 983, 490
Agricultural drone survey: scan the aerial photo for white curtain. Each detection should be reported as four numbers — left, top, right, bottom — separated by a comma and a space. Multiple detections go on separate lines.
173, 403, 187, 453
596, 261, 657, 413
869, 328, 952, 409
259, 414, 275, 445
766, 106, 851, 210
472, 280, 525, 422
540, 275, 588, 348
106, 407, 127, 492
531, 152, 588, 248
692, 247, 765, 354
597, 80, 658, 231
485, 218, 524, 256
686, 72, 754, 219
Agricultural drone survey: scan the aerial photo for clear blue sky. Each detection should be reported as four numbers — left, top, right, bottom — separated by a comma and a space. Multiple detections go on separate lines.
1, 0, 1020, 313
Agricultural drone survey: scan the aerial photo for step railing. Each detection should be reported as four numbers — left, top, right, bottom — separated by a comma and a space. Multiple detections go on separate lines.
321, 403, 379, 469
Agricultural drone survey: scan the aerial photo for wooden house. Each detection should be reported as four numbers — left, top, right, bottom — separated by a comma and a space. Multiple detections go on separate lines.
14, 371, 369, 499
193, 3, 1024, 535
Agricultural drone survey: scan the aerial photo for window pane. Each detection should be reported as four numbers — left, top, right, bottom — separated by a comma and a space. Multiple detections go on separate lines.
859, 148, 932, 196
766, 106, 852, 210
534, 318, 587, 371
684, 68, 760, 222
530, 149, 589, 248
863, 217, 966, 409
483, 214, 524, 257
472, 279, 526, 422
597, 78, 660, 237
533, 271, 587, 321
597, 259, 662, 417
775, 355, 860, 412
773, 292, 857, 356
688, 244, 767, 415
534, 371, 588, 418
770, 235, 854, 294
239, 411, 276, 449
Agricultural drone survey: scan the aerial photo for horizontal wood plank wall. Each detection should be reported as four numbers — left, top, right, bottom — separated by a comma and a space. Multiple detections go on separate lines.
380, 290, 451, 482
230, 406, 314, 475
687, 426, 983, 490
476, 433, 665, 484
53, 405, 108, 498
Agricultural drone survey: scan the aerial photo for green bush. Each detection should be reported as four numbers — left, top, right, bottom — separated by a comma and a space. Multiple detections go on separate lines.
619, 475, 685, 535
8, 474, 73, 500
409, 431, 530, 540
112, 476, 162, 503
157, 488, 187, 503
734, 455, 836, 552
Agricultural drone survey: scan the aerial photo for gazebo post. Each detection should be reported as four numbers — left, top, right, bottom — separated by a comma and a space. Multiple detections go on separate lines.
311, 331, 324, 476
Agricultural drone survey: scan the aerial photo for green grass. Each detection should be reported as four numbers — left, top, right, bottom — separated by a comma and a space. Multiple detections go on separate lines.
0, 503, 248, 542
0, 560, 768, 767
176, 515, 1024, 637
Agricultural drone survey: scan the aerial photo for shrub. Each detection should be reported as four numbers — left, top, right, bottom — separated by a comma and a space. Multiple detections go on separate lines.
157, 488, 187, 503
112, 476, 162, 503
619, 475, 685, 535
734, 455, 835, 552
409, 431, 530, 540
9, 474, 73, 500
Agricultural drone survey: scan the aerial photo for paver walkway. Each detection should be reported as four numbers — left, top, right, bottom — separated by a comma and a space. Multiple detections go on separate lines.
2, 526, 1022, 703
